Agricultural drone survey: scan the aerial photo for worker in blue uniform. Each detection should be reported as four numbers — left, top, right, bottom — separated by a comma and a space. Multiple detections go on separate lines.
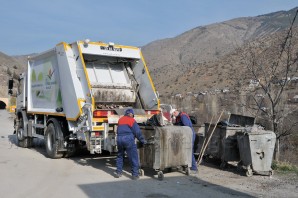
171, 109, 198, 174
115, 108, 146, 180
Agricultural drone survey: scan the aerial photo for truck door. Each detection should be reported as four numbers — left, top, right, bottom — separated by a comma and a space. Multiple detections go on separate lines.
16, 74, 26, 109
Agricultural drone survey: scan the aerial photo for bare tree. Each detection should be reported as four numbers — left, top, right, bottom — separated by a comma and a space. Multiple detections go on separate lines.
239, 9, 298, 160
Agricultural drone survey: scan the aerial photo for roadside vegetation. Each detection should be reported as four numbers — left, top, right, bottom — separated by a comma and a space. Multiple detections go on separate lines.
272, 160, 298, 174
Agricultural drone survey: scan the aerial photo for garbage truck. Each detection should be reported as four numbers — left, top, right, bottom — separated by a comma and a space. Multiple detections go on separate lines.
8, 40, 160, 158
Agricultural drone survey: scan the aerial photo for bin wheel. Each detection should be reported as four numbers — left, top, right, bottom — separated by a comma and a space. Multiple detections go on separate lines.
186, 167, 191, 176
220, 162, 227, 169
157, 171, 164, 180
269, 170, 273, 177
181, 166, 187, 172
246, 169, 253, 177
177, 166, 183, 171
139, 169, 144, 177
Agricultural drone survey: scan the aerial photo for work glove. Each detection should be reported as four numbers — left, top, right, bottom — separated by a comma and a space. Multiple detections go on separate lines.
137, 141, 145, 148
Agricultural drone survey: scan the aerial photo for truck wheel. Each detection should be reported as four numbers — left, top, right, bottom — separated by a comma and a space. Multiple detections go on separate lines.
16, 117, 33, 148
45, 123, 63, 159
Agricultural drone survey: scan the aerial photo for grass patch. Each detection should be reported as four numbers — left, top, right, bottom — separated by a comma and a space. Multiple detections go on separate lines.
272, 160, 298, 174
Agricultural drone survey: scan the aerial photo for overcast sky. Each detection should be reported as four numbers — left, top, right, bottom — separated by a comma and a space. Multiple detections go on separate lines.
0, 0, 297, 55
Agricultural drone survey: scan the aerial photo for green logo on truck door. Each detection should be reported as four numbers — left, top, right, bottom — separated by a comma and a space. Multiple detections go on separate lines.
30, 55, 63, 110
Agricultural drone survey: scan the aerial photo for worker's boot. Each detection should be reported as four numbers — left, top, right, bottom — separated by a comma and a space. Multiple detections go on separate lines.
190, 169, 198, 175
115, 172, 122, 178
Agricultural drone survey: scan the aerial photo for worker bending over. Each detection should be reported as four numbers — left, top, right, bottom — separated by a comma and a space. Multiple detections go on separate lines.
171, 109, 198, 174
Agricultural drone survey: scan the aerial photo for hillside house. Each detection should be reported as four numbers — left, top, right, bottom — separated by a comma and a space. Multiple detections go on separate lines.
249, 79, 260, 88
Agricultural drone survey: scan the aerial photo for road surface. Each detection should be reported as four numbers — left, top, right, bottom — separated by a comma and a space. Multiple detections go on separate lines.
0, 110, 290, 198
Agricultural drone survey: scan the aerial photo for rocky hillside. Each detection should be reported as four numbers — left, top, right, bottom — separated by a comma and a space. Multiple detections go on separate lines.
0, 52, 26, 96
155, 26, 298, 96
142, 7, 298, 96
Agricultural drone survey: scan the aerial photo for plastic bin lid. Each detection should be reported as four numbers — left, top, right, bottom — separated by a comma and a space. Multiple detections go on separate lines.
228, 114, 255, 127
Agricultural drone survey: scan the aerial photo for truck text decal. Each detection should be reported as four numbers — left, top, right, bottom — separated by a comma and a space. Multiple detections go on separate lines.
100, 46, 122, 52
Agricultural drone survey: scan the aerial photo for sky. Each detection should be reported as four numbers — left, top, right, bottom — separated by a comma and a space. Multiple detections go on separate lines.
0, 0, 297, 55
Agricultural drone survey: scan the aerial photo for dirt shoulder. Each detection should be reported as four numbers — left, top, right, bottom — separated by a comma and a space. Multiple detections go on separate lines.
197, 161, 298, 198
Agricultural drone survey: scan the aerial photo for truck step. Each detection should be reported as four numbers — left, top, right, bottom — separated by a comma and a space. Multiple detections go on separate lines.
32, 123, 45, 128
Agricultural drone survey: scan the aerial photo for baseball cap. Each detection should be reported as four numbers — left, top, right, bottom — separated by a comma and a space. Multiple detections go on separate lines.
125, 108, 134, 115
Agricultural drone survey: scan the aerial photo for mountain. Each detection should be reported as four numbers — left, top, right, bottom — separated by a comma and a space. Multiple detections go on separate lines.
142, 7, 298, 96
0, 7, 297, 98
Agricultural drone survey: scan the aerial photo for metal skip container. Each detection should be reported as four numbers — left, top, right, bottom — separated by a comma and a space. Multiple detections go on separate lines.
139, 126, 193, 180
237, 130, 276, 176
203, 123, 242, 168
202, 114, 255, 168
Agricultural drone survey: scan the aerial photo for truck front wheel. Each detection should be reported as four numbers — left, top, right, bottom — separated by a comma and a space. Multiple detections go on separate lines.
45, 123, 63, 159
16, 117, 33, 148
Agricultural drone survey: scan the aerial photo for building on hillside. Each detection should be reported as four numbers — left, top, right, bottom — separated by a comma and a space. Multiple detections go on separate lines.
174, 93, 182, 98
222, 88, 229, 93
291, 95, 298, 103
249, 79, 260, 88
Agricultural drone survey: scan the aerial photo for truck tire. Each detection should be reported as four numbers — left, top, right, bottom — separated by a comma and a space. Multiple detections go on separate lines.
16, 117, 33, 148
45, 122, 63, 159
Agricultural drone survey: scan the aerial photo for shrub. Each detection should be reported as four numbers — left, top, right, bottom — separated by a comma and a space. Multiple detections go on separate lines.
272, 160, 298, 174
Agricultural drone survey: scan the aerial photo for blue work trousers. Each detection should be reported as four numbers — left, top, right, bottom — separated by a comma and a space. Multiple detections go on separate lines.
116, 135, 139, 176
191, 131, 198, 171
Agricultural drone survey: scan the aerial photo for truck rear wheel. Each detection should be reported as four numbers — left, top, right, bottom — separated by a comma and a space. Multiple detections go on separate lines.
45, 122, 63, 159
16, 117, 33, 148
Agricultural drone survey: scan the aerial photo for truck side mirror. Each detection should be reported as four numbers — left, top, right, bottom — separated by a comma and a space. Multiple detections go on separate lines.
8, 78, 13, 89
8, 78, 13, 95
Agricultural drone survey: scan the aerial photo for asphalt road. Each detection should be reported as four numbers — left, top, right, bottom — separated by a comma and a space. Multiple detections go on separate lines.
0, 110, 253, 198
